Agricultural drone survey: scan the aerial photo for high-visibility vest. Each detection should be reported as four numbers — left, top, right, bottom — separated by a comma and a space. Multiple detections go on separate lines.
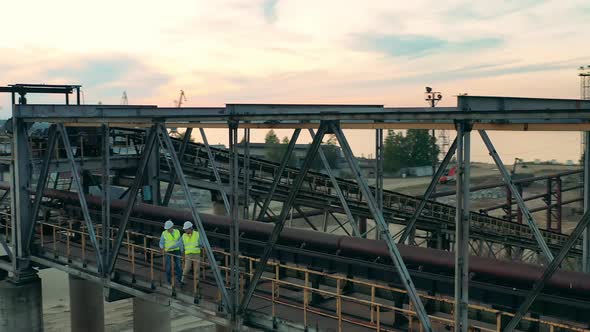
182, 232, 201, 254
162, 229, 181, 252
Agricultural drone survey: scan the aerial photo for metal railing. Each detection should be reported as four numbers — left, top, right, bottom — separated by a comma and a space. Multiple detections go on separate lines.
7, 215, 584, 332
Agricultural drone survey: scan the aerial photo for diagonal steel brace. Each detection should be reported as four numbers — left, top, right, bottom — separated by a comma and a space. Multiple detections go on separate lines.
504, 208, 590, 331
309, 128, 360, 236
400, 137, 457, 244
26, 124, 58, 251
162, 128, 193, 206
240, 122, 329, 313
57, 124, 103, 272
331, 122, 433, 331
108, 127, 158, 273
257, 128, 301, 220
479, 130, 554, 262
158, 123, 232, 312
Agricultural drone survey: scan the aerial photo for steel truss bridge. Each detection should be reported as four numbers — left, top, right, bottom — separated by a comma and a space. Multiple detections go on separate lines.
0, 84, 590, 332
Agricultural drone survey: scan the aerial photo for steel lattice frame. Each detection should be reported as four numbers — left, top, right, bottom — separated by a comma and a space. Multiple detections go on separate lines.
4, 94, 590, 331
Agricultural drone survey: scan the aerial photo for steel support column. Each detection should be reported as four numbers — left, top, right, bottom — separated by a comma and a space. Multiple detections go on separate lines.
309, 128, 359, 236
229, 121, 241, 329
158, 123, 231, 312
240, 122, 329, 314
145, 127, 160, 205
101, 124, 111, 273
584, 131, 590, 272
454, 122, 471, 332
375, 128, 384, 211
504, 208, 590, 331
331, 122, 433, 331
479, 130, 554, 262
242, 127, 250, 219
375, 128, 384, 240
162, 128, 193, 206
400, 137, 457, 244
10, 116, 33, 273
257, 129, 301, 221
58, 124, 103, 272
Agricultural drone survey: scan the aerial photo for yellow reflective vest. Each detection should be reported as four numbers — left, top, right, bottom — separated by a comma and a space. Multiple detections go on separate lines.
182, 232, 201, 254
162, 229, 181, 252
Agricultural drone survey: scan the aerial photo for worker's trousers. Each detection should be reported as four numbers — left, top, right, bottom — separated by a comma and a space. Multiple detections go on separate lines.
182, 253, 201, 283
165, 251, 182, 284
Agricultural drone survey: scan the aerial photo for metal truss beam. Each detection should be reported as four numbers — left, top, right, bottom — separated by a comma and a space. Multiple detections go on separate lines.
454, 122, 471, 332
26, 125, 58, 250
309, 128, 360, 236
479, 130, 554, 262
328, 211, 351, 236
199, 127, 230, 215
240, 122, 329, 314
400, 137, 457, 244
107, 127, 158, 274
293, 206, 319, 231
257, 128, 301, 221
504, 209, 590, 331
158, 123, 232, 312
57, 124, 103, 272
162, 128, 193, 206
331, 122, 433, 331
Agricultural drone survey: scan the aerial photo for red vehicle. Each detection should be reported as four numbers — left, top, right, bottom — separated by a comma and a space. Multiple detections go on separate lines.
439, 166, 457, 184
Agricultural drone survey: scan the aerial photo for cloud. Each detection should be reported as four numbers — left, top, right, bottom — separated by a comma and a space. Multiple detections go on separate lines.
445, 0, 546, 21
263, 0, 279, 23
358, 34, 503, 57
43, 55, 170, 104
332, 56, 590, 93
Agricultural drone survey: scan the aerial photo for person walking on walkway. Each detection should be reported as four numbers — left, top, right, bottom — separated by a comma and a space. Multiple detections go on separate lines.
181, 221, 201, 285
159, 219, 182, 285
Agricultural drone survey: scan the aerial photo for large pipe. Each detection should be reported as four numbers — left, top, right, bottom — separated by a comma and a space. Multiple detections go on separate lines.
2, 182, 590, 296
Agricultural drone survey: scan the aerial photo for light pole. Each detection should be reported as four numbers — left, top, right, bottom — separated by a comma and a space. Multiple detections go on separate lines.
425, 87, 443, 176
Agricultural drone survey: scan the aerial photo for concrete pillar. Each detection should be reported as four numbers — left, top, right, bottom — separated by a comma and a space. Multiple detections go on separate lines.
69, 275, 104, 332
0, 276, 43, 331
133, 297, 171, 332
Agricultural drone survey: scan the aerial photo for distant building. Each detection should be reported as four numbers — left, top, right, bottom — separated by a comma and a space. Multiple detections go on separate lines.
356, 157, 377, 177
400, 166, 434, 177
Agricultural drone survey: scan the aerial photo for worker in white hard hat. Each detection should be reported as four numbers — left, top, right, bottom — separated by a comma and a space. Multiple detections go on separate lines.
181, 221, 201, 285
159, 220, 182, 285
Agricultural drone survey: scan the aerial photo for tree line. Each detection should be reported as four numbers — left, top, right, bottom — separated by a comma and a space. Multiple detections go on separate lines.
383, 129, 439, 173
264, 130, 340, 170
262, 129, 438, 174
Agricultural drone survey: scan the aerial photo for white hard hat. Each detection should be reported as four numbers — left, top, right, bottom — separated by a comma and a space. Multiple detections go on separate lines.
183, 221, 194, 230
164, 220, 174, 230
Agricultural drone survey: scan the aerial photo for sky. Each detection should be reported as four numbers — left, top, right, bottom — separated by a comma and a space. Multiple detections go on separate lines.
1, 0, 590, 163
